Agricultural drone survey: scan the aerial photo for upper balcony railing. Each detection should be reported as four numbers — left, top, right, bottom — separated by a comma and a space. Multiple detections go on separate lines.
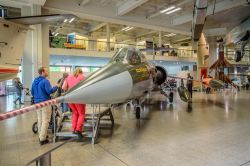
49, 36, 197, 59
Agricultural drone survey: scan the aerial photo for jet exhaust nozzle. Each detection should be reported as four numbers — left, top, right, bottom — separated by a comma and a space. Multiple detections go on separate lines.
154, 66, 167, 85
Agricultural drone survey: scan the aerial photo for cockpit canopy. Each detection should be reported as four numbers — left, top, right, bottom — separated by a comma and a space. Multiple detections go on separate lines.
111, 47, 146, 65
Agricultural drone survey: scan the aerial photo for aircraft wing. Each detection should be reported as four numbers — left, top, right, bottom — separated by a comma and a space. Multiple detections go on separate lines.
167, 75, 224, 89
5, 14, 76, 25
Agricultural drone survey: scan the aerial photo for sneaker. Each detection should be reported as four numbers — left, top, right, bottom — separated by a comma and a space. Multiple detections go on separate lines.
75, 131, 84, 139
40, 139, 49, 145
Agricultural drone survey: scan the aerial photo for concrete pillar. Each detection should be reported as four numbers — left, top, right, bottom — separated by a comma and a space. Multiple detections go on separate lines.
87, 36, 97, 51
234, 66, 237, 74
159, 31, 162, 55
21, 5, 42, 88
207, 37, 217, 77
158, 31, 162, 47
41, 23, 49, 69
106, 23, 110, 52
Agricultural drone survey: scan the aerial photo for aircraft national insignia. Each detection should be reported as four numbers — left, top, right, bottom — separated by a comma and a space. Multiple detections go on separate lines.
135, 67, 148, 73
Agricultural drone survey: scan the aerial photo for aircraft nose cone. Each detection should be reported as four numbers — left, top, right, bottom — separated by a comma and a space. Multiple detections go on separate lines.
63, 63, 133, 104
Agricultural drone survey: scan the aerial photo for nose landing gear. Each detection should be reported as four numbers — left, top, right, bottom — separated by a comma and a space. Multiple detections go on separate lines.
135, 106, 141, 119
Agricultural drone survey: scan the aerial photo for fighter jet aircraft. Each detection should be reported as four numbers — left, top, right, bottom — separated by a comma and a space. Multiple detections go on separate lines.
0, 46, 226, 121
62, 47, 168, 118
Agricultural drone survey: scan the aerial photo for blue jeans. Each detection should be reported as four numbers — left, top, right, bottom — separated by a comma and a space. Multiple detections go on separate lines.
61, 103, 69, 113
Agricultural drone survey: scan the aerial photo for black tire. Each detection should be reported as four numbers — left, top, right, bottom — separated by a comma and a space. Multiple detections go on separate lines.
169, 92, 174, 103
135, 107, 140, 119
32, 122, 38, 134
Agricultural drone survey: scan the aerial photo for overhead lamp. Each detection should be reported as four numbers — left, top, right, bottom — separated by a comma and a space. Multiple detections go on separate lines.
69, 17, 75, 23
160, 6, 175, 13
64, 19, 68, 23
164, 33, 176, 37
125, 27, 134, 31
121, 26, 130, 31
121, 26, 134, 31
55, 32, 59, 36
166, 7, 181, 14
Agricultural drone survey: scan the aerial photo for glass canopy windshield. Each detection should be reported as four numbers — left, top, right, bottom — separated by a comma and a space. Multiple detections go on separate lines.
111, 47, 146, 65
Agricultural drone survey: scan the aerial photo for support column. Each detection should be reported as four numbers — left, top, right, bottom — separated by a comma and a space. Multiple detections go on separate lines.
21, 5, 42, 89
158, 31, 162, 55
41, 23, 49, 69
158, 31, 162, 47
207, 37, 217, 77
88, 36, 97, 51
234, 66, 237, 74
106, 23, 110, 52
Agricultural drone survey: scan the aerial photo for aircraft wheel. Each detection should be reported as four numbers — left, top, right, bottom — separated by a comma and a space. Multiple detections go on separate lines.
32, 122, 38, 134
135, 107, 140, 119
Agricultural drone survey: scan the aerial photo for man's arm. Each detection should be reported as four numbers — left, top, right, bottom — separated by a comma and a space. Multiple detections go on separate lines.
44, 79, 58, 95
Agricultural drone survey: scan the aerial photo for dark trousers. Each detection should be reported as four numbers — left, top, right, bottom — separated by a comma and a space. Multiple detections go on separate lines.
187, 85, 192, 98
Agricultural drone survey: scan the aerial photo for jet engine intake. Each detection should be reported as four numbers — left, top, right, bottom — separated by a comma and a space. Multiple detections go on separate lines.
154, 66, 167, 85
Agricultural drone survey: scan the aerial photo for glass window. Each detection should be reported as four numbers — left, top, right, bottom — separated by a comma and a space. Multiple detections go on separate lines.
112, 47, 128, 62
90, 67, 100, 72
50, 66, 60, 72
78, 67, 90, 72
50, 66, 71, 72
65, 67, 71, 72
127, 50, 141, 65
137, 51, 146, 62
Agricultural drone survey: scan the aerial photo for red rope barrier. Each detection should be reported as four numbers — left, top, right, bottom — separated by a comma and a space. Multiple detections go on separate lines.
0, 97, 63, 121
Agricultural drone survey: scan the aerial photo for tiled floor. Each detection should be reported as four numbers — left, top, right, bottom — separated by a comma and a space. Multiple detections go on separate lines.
1, 91, 250, 166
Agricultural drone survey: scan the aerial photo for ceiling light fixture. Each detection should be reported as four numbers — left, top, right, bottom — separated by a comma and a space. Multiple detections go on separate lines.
164, 33, 176, 37
64, 19, 68, 23
166, 7, 181, 14
55, 32, 59, 36
121, 26, 130, 31
125, 27, 134, 31
69, 18, 75, 23
160, 6, 175, 13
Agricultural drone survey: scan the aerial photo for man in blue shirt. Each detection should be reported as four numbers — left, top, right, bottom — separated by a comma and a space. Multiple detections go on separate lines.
31, 67, 58, 145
